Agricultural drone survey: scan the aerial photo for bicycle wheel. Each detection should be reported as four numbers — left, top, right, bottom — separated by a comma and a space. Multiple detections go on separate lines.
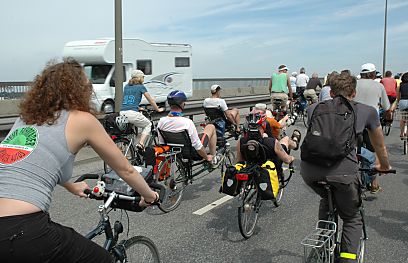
156, 157, 188, 213
116, 235, 160, 263
220, 150, 236, 176
273, 169, 285, 207
382, 122, 391, 136
357, 232, 365, 263
404, 139, 407, 155
303, 109, 308, 128
104, 138, 135, 174
238, 181, 260, 239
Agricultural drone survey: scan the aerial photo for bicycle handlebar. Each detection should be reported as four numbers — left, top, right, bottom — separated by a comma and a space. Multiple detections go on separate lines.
75, 173, 166, 205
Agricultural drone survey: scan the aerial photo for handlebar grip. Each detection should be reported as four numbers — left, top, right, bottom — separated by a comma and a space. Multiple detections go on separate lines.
359, 168, 396, 174
74, 174, 99, 183
148, 182, 167, 203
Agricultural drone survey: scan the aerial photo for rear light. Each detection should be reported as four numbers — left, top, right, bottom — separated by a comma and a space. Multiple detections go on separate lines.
110, 135, 117, 140
236, 173, 249, 181
199, 123, 206, 127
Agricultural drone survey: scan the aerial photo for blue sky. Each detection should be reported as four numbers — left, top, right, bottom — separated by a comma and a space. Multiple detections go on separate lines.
1, 0, 407, 81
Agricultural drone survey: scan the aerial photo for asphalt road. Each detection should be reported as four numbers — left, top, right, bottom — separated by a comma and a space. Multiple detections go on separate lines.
49, 120, 408, 263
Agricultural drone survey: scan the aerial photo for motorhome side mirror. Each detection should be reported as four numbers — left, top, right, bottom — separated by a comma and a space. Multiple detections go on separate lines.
110, 79, 115, 87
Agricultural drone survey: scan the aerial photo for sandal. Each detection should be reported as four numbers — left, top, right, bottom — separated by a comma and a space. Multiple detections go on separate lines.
291, 129, 302, 151
370, 186, 383, 194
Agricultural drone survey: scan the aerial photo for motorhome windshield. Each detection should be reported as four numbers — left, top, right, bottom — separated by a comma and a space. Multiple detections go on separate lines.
83, 65, 112, 84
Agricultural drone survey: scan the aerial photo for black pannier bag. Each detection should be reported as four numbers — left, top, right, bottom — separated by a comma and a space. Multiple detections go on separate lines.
101, 166, 154, 212
220, 166, 241, 196
300, 96, 357, 167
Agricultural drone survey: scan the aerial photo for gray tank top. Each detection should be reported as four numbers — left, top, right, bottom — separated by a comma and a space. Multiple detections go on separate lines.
0, 110, 75, 211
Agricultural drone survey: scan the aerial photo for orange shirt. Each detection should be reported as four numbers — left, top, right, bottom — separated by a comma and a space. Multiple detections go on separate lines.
266, 117, 281, 138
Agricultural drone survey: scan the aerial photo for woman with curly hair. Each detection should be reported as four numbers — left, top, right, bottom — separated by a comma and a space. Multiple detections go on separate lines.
0, 58, 158, 263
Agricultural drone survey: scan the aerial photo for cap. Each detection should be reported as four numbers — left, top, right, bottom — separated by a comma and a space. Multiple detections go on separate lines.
279, 65, 289, 71
254, 103, 267, 111
210, 84, 221, 93
360, 63, 376, 74
131, 69, 145, 78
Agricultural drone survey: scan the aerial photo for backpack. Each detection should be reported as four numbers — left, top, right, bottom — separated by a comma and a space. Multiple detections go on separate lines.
103, 112, 132, 135
300, 96, 357, 167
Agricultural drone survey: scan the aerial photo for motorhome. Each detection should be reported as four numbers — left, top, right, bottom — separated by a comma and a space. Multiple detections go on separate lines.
63, 38, 192, 113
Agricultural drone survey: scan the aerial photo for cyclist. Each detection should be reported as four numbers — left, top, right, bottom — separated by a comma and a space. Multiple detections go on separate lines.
396, 72, 408, 137
203, 84, 241, 135
301, 72, 391, 262
120, 69, 164, 150
268, 65, 293, 110
251, 103, 292, 139
157, 90, 220, 166
0, 59, 159, 263
296, 67, 309, 97
354, 63, 390, 193
303, 73, 321, 103
236, 112, 298, 173
380, 70, 398, 105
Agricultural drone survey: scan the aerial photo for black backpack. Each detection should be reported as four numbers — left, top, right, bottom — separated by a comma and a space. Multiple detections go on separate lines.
300, 96, 357, 167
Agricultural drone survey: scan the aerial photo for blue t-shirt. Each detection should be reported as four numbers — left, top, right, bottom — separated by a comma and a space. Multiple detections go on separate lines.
121, 84, 147, 111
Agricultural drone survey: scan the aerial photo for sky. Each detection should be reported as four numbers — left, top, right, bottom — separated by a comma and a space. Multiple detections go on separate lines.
1, 0, 407, 81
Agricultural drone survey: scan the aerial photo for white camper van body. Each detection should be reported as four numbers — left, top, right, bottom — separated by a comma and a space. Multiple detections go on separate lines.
63, 38, 192, 112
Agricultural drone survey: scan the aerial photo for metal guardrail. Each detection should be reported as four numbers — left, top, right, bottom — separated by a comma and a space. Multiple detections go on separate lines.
0, 94, 270, 132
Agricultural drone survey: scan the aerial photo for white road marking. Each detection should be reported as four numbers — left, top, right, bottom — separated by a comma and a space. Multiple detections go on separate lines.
193, 195, 234, 215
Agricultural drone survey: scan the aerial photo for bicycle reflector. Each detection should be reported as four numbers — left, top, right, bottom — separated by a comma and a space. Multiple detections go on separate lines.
236, 173, 249, 181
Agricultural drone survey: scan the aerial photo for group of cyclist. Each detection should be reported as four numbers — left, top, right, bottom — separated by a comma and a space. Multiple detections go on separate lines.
0, 57, 402, 262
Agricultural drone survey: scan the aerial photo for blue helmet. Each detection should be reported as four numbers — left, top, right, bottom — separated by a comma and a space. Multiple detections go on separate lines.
167, 90, 187, 109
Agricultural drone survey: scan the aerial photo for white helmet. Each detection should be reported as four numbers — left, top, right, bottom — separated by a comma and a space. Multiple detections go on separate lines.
115, 115, 129, 131
291, 72, 297, 77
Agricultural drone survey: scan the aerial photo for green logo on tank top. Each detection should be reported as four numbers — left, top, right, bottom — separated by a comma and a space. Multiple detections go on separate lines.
0, 126, 38, 164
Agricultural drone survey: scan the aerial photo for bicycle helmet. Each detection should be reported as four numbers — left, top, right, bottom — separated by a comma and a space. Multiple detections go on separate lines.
115, 115, 129, 131
167, 90, 187, 110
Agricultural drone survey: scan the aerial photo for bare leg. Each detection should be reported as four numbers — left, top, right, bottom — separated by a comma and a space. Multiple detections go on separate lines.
279, 136, 296, 150
139, 134, 148, 146
204, 124, 217, 155
400, 120, 405, 137
225, 109, 241, 131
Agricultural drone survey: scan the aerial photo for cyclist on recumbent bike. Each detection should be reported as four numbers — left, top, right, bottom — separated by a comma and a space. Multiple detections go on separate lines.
236, 112, 299, 178
157, 90, 220, 167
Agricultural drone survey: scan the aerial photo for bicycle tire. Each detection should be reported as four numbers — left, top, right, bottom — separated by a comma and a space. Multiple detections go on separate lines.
156, 157, 188, 213
357, 232, 365, 263
382, 122, 391, 136
303, 109, 308, 128
404, 140, 407, 155
273, 169, 285, 207
104, 137, 135, 174
220, 150, 236, 176
238, 181, 260, 239
116, 235, 160, 263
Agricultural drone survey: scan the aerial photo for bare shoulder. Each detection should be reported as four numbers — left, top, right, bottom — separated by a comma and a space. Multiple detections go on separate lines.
69, 110, 100, 127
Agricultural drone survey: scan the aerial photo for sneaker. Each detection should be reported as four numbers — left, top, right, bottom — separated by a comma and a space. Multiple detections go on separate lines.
370, 186, 383, 194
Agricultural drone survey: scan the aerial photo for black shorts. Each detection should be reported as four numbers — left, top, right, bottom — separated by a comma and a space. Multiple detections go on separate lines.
0, 212, 112, 263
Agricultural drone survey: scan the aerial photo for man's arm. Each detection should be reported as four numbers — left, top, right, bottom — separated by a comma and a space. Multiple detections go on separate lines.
287, 76, 293, 98
380, 87, 391, 110
367, 126, 391, 170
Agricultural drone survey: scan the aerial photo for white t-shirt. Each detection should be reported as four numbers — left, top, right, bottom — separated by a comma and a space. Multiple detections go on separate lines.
296, 73, 309, 87
157, 116, 203, 151
354, 79, 390, 112
290, 76, 297, 93
203, 98, 228, 111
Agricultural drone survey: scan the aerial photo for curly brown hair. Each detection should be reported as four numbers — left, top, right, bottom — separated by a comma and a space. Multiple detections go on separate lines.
19, 58, 93, 125
330, 72, 357, 98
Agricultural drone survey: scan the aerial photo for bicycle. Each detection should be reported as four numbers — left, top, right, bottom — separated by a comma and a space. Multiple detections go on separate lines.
236, 162, 295, 238
290, 94, 311, 128
301, 168, 396, 263
74, 166, 165, 263
103, 107, 159, 173
379, 108, 393, 136
154, 125, 237, 213
396, 110, 408, 154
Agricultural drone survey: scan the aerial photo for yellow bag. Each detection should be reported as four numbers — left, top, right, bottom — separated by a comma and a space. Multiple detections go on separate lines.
260, 160, 279, 199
